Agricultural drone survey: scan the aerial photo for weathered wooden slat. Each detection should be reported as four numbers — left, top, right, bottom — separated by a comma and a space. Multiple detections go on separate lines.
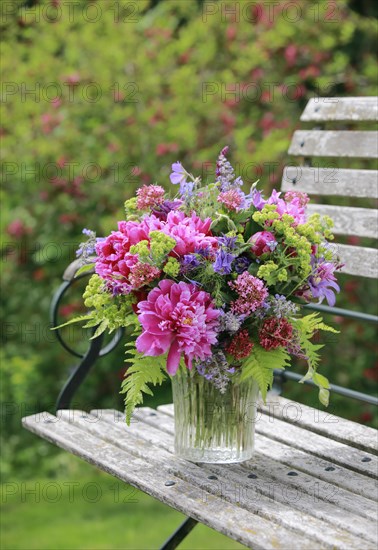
86, 409, 376, 548
288, 131, 378, 158
305, 204, 378, 239
138, 407, 378, 527
281, 167, 378, 199
259, 396, 378, 455
21, 411, 320, 550
254, 415, 378, 479
301, 98, 378, 122
156, 405, 378, 502
336, 243, 378, 278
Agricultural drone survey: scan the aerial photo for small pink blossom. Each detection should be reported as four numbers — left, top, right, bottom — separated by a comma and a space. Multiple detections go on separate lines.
129, 262, 161, 288
229, 272, 268, 316
136, 280, 220, 374
136, 185, 165, 210
218, 189, 243, 211
284, 191, 310, 208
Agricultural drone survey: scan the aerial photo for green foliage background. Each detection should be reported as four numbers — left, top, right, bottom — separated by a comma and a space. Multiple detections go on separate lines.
1, 0, 377, 491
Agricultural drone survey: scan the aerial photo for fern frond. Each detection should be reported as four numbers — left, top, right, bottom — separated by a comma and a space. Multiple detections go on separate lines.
293, 313, 337, 406
240, 344, 290, 401
120, 345, 167, 424
52, 314, 93, 330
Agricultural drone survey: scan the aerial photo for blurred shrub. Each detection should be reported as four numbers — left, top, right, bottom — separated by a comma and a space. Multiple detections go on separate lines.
1, 0, 377, 478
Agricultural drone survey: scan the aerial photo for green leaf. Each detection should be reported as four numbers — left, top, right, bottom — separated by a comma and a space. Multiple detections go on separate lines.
240, 344, 290, 401
293, 313, 334, 406
319, 388, 330, 407
90, 319, 108, 339
75, 263, 95, 276
51, 314, 93, 330
120, 345, 167, 424
313, 372, 330, 390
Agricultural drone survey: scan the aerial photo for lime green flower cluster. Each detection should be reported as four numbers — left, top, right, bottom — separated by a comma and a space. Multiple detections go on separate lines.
129, 240, 150, 262
124, 197, 139, 220
163, 257, 180, 277
130, 231, 176, 267
83, 275, 136, 332
252, 205, 335, 285
257, 261, 288, 285
149, 231, 176, 264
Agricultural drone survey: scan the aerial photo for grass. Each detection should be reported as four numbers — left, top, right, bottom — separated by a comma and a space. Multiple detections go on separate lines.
1, 454, 246, 550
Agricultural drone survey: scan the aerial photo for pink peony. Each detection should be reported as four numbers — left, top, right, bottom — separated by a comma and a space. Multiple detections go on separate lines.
136, 280, 220, 374
162, 211, 217, 256
94, 212, 217, 292
249, 231, 277, 256
95, 217, 163, 293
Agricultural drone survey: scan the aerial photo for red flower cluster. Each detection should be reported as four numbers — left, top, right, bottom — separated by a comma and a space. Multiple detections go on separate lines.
226, 330, 254, 360
259, 318, 293, 350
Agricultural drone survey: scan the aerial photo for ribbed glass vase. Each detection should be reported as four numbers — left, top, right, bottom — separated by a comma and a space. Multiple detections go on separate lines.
171, 367, 259, 463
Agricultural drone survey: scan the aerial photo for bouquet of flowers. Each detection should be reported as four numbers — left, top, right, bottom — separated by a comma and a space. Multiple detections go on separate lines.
70, 147, 340, 423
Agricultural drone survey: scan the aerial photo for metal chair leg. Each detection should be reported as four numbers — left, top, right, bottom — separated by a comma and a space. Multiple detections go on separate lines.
160, 517, 198, 550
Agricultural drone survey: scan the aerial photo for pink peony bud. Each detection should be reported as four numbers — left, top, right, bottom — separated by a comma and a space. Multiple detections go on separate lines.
249, 231, 277, 256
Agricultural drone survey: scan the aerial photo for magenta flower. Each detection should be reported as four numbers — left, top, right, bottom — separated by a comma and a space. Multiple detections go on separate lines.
162, 211, 218, 256
95, 217, 163, 293
136, 280, 220, 374
249, 231, 277, 256
254, 189, 307, 224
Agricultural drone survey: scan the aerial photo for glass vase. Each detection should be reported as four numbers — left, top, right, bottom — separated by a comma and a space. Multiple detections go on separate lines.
171, 367, 259, 463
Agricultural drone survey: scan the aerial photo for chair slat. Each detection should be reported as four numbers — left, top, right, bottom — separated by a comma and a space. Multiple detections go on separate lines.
288, 131, 378, 158
305, 204, 378, 239
282, 167, 378, 199
336, 244, 378, 278
301, 97, 378, 122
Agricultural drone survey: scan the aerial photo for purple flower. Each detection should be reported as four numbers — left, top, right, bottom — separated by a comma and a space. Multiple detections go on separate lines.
213, 249, 235, 274
215, 146, 242, 192
151, 199, 183, 221
218, 234, 237, 249
233, 255, 251, 274
76, 229, 98, 259
218, 311, 241, 333
252, 190, 265, 210
170, 162, 187, 185
181, 254, 201, 271
308, 261, 340, 307
179, 180, 195, 198
195, 246, 212, 258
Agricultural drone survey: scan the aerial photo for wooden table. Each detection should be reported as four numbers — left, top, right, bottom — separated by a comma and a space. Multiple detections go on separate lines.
22, 395, 377, 549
